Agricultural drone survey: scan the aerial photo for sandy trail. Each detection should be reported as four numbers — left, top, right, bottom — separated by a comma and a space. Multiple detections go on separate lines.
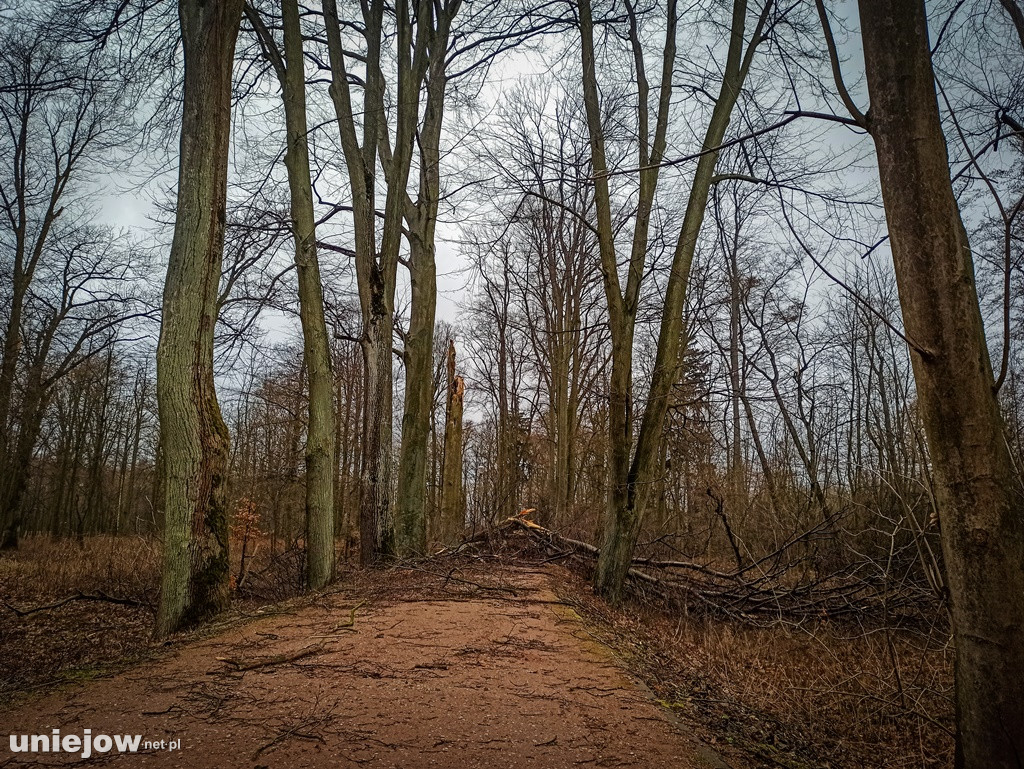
2, 567, 729, 768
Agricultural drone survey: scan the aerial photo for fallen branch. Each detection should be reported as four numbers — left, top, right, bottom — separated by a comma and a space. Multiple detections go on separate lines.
333, 600, 366, 631
489, 516, 935, 622
253, 717, 329, 759
3, 590, 149, 617
217, 643, 326, 672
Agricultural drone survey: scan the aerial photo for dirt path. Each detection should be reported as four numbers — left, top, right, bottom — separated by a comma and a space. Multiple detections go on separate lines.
2, 567, 731, 768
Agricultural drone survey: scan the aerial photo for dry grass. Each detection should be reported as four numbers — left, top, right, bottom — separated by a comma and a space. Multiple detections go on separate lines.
0, 534, 161, 606
0, 535, 160, 700
553, 564, 955, 768
0, 534, 310, 701
1, 536, 955, 769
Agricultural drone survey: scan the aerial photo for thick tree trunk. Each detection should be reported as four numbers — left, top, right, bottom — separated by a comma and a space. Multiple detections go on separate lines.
154, 0, 243, 638
858, 1, 1024, 765
367, 0, 446, 561
395, 59, 447, 555
360, 310, 396, 564
394, 2, 459, 554
276, 0, 336, 589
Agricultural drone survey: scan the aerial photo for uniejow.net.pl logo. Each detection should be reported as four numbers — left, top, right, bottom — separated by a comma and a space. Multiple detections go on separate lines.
8, 730, 182, 758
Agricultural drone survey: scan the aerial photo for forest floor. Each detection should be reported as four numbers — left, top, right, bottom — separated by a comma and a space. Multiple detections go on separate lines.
1, 537, 954, 768
1, 559, 738, 769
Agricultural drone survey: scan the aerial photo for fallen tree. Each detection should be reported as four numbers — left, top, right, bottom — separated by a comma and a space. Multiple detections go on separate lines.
463, 513, 939, 624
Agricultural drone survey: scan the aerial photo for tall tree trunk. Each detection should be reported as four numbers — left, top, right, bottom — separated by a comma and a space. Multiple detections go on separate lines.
0, 372, 47, 550
858, 1, 1024, 765
585, 0, 772, 601
439, 341, 465, 545
154, 0, 243, 638
727, 236, 746, 516
360, 312, 396, 563
395, 236, 436, 555
395, 5, 458, 555
322, 0, 427, 565
496, 292, 514, 517
549, 314, 571, 529
249, 0, 337, 589
577, 0, 677, 601
0, 283, 25, 480
283, 0, 335, 590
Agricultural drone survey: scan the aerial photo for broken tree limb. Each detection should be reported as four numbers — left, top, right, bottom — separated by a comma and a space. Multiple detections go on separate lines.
3, 590, 149, 617
487, 515, 935, 622
217, 642, 326, 672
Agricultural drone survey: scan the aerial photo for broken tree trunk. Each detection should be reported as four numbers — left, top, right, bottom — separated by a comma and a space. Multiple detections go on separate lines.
439, 341, 465, 546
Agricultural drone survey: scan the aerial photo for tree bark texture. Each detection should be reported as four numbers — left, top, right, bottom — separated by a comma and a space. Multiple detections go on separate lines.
859, 0, 1024, 765
154, 0, 243, 638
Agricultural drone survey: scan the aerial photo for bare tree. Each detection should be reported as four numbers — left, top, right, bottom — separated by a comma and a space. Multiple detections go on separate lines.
394, 0, 464, 556
579, 0, 776, 600
320, 0, 418, 564
0, 7, 145, 548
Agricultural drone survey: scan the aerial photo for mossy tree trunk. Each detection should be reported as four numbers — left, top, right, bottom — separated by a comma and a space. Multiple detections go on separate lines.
395, 0, 461, 557
154, 0, 243, 638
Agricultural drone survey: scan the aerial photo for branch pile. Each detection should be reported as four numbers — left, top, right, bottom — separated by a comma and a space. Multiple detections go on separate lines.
479, 515, 938, 623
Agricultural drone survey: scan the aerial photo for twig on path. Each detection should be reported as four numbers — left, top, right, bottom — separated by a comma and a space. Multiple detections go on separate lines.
333, 600, 366, 630
217, 642, 326, 672
395, 563, 519, 595
141, 705, 178, 716
253, 721, 327, 759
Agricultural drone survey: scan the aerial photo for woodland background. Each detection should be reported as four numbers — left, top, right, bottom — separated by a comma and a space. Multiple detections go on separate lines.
1, 0, 1022, 765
